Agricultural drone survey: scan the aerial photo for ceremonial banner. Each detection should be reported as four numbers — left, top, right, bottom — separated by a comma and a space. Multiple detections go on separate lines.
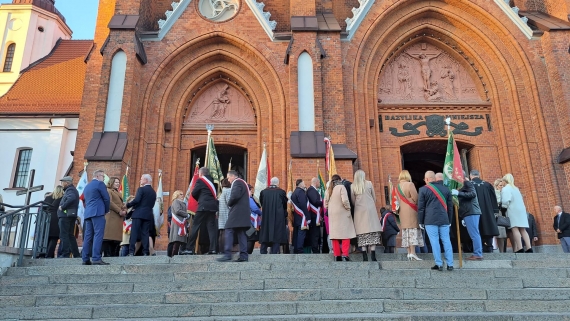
76, 166, 89, 228
118, 167, 129, 201
205, 134, 224, 185
324, 137, 337, 181
254, 144, 271, 200
152, 171, 164, 235
443, 131, 464, 206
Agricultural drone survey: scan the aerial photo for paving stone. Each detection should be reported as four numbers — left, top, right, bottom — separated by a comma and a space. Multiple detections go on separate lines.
264, 278, 338, 289
383, 300, 486, 313
175, 271, 240, 281
369, 269, 431, 278
269, 261, 379, 270
211, 302, 297, 316
487, 289, 570, 300
0, 284, 68, 296
296, 300, 384, 314
485, 300, 570, 312
139, 280, 264, 292
122, 263, 209, 274
0, 275, 49, 285
339, 277, 416, 288
49, 272, 173, 284
36, 292, 164, 306
92, 304, 211, 318
415, 277, 522, 289
0, 295, 36, 307
403, 288, 487, 300
320, 288, 402, 300
239, 289, 321, 302
493, 268, 567, 278
523, 278, 570, 288
512, 260, 570, 268
1, 306, 93, 319
7, 265, 123, 276
67, 283, 134, 295
241, 269, 349, 280
207, 262, 271, 272
165, 291, 239, 303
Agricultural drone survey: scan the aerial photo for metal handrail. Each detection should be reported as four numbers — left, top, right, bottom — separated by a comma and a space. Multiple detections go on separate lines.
0, 201, 50, 266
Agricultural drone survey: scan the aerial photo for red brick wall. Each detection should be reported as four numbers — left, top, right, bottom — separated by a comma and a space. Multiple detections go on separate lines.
75, 0, 570, 248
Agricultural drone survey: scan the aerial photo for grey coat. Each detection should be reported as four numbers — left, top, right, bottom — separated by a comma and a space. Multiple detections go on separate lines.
225, 179, 251, 229
218, 187, 231, 229
169, 199, 188, 243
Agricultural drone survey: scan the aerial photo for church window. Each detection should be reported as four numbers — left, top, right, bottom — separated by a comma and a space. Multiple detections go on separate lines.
298, 52, 315, 131
13, 148, 32, 188
104, 51, 127, 132
3, 43, 15, 72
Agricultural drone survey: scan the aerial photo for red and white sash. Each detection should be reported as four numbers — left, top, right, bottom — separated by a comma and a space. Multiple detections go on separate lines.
200, 177, 217, 198
308, 187, 322, 226
172, 214, 187, 237
293, 201, 310, 230
123, 219, 132, 234
250, 212, 261, 229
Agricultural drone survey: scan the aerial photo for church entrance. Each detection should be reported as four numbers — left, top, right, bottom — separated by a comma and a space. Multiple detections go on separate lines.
190, 144, 248, 181
401, 140, 473, 190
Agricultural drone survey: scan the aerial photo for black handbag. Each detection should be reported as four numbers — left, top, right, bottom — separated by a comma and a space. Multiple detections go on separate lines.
496, 216, 510, 228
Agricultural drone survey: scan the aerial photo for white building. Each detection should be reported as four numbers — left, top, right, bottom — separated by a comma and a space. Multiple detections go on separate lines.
0, 0, 93, 206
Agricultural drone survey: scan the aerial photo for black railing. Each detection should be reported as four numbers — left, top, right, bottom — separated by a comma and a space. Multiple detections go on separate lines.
0, 201, 50, 266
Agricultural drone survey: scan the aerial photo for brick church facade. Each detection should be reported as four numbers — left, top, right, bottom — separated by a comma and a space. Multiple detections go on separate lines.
74, 0, 570, 246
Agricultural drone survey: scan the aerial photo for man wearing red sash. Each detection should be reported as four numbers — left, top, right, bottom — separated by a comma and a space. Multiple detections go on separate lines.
186, 167, 219, 255
291, 179, 311, 254
417, 171, 454, 271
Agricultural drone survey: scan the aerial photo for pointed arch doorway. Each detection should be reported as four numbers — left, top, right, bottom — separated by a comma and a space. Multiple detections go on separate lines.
190, 144, 248, 181
401, 140, 473, 190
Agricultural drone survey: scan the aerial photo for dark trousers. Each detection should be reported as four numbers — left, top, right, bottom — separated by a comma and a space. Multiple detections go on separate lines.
102, 240, 120, 257
260, 242, 280, 254
82, 215, 106, 263
129, 218, 151, 255
294, 226, 308, 254
218, 229, 225, 253
58, 217, 80, 258
167, 241, 183, 257
187, 211, 218, 253
46, 237, 58, 258
223, 228, 248, 260
308, 220, 321, 253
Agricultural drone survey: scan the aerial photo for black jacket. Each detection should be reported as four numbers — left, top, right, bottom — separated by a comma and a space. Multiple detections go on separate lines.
127, 185, 156, 221
380, 208, 400, 239
291, 187, 310, 226
191, 175, 219, 212
417, 181, 454, 226
471, 178, 499, 237
306, 186, 322, 220
225, 179, 251, 229
342, 180, 355, 216
526, 213, 538, 239
553, 212, 570, 239
259, 186, 288, 243
457, 180, 482, 219
58, 184, 79, 218
44, 195, 61, 238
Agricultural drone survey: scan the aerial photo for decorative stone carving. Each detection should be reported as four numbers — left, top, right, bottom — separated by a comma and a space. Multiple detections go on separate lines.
199, 0, 239, 22
378, 42, 483, 104
186, 82, 256, 125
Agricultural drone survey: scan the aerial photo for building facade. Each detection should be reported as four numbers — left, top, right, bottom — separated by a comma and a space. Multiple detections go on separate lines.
75, 0, 570, 246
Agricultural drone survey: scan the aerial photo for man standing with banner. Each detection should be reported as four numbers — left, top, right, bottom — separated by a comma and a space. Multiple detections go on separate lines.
186, 167, 219, 255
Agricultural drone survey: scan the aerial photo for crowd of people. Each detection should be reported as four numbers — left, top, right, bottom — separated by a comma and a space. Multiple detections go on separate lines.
31, 166, 570, 266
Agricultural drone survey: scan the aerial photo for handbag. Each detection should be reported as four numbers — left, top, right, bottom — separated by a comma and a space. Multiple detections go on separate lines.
496, 215, 510, 228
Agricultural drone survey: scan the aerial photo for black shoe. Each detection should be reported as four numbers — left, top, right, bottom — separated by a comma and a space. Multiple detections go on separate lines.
126, 253, 134, 257
92, 260, 109, 265
234, 257, 248, 262
362, 252, 368, 262
447, 266, 454, 271
525, 248, 533, 253
431, 265, 443, 271
370, 251, 377, 262
515, 249, 524, 253
217, 257, 232, 262
342, 256, 351, 261
335, 256, 342, 261
207, 251, 218, 255
82, 261, 92, 265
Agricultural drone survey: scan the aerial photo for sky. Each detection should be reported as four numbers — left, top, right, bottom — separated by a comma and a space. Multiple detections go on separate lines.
55, 0, 99, 40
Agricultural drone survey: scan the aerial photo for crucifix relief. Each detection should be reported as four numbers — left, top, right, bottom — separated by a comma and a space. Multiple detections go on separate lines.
406, 45, 442, 92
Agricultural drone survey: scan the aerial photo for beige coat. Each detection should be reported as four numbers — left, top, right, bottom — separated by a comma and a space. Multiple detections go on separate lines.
104, 188, 124, 241
397, 181, 419, 229
351, 180, 382, 235
169, 199, 188, 243
325, 184, 356, 240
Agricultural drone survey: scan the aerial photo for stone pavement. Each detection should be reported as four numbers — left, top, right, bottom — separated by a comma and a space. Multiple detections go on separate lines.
1, 253, 569, 320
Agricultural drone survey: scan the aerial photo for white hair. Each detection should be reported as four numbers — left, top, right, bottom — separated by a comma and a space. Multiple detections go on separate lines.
270, 177, 279, 185
142, 174, 152, 183
92, 169, 104, 179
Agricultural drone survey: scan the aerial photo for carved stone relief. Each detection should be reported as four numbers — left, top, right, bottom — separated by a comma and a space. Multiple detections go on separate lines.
199, 0, 239, 22
378, 42, 482, 104
185, 81, 255, 125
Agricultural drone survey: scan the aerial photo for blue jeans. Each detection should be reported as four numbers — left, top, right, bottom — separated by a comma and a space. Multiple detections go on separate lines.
560, 237, 570, 253
82, 215, 106, 262
119, 245, 129, 257
464, 215, 483, 257
425, 225, 454, 267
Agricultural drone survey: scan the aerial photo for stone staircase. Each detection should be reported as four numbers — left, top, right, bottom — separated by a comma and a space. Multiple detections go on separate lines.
1, 253, 570, 320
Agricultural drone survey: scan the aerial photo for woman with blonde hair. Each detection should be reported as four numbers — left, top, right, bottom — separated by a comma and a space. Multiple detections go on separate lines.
325, 176, 356, 261
397, 170, 424, 261
45, 186, 64, 258
501, 174, 532, 253
350, 170, 382, 261
168, 190, 189, 257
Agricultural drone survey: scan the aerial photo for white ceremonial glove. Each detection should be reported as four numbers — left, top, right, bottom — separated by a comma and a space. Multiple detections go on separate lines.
287, 191, 293, 199
419, 224, 425, 230
307, 220, 312, 225
461, 220, 466, 227
451, 189, 459, 196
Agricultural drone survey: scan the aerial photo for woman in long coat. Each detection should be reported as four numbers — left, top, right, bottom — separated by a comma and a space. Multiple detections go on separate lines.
169, 190, 189, 257
397, 170, 424, 261
103, 177, 124, 257
45, 186, 64, 258
501, 173, 532, 253
350, 170, 382, 261
217, 179, 231, 253
325, 177, 356, 261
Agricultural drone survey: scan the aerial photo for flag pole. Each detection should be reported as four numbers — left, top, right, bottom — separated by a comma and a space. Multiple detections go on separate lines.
447, 117, 462, 269
198, 125, 213, 254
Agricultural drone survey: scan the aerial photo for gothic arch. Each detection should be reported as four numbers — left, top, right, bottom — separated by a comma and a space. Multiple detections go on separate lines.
348, 0, 561, 215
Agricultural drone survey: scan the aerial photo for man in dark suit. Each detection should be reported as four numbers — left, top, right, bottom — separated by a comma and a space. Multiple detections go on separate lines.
58, 176, 81, 258
306, 177, 323, 253
218, 170, 250, 262
186, 167, 219, 254
259, 177, 288, 254
81, 170, 110, 265
470, 170, 499, 253
127, 174, 157, 256
553, 205, 570, 253
291, 179, 310, 254
417, 171, 454, 271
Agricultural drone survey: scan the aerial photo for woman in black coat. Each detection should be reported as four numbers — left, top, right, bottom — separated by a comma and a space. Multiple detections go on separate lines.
380, 207, 400, 253
45, 186, 64, 258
